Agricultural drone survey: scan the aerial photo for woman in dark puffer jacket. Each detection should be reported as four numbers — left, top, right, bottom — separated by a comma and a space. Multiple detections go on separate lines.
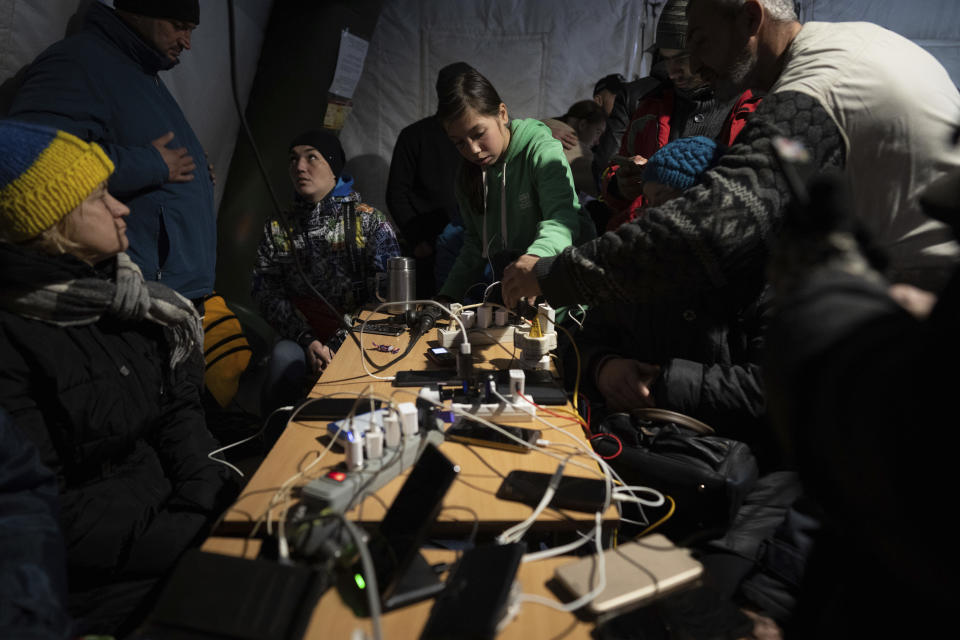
0, 120, 237, 637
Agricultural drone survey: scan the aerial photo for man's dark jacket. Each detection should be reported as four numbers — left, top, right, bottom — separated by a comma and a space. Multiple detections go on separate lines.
9, 3, 216, 299
572, 280, 771, 447
386, 115, 462, 246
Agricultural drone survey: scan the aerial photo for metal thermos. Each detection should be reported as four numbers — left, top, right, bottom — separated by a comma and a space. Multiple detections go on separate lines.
386, 256, 415, 314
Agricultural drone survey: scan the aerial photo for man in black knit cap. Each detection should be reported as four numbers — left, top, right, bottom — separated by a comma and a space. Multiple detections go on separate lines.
10, 0, 217, 306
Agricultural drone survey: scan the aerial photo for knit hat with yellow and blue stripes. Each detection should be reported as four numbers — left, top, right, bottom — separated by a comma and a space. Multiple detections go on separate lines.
0, 121, 114, 242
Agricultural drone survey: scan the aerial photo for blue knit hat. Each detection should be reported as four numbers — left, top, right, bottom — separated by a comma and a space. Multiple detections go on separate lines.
643, 136, 722, 191
0, 121, 114, 242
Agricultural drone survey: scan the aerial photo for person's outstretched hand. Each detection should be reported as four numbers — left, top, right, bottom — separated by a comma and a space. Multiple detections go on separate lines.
502, 254, 542, 309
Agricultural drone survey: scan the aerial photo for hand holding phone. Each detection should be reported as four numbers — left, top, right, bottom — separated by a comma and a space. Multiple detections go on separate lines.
609, 154, 647, 167
611, 155, 648, 201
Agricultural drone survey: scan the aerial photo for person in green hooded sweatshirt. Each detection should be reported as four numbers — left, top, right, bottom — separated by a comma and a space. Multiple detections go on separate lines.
435, 63, 593, 303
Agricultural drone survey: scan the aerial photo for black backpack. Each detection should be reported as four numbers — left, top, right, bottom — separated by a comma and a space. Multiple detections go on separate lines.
592, 408, 759, 541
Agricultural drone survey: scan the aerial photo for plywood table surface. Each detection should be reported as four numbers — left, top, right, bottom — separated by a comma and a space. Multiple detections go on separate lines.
217, 312, 617, 538
201, 538, 594, 640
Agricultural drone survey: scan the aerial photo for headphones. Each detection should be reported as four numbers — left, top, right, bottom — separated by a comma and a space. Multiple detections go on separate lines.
404, 308, 423, 329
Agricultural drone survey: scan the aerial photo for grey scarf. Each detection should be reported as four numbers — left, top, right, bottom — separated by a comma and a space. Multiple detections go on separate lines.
2, 252, 202, 369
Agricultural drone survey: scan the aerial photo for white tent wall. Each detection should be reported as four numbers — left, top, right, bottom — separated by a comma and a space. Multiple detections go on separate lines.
340, 0, 960, 218
0, 0, 273, 211
339, 0, 660, 216
0, 0, 958, 225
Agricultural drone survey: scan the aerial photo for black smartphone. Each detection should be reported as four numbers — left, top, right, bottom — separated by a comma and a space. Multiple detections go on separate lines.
420, 543, 526, 640
494, 369, 568, 406
425, 346, 457, 367
496, 469, 608, 513
370, 443, 459, 605
445, 416, 540, 453
360, 322, 406, 337
291, 397, 383, 421
393, 369, 462, 387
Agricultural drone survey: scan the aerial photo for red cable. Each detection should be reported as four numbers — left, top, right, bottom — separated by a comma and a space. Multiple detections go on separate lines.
518, 388, 620, 462
516, 391, 588, 433
588, 432, 623, 460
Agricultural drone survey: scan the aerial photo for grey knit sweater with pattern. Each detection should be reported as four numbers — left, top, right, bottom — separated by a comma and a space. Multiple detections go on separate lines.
535, 91, 844, 307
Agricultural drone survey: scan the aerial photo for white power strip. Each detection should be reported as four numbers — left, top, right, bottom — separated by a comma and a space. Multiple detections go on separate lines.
301, 429, 444, 513
450, 399, 536, 422
437, 325, 516, 348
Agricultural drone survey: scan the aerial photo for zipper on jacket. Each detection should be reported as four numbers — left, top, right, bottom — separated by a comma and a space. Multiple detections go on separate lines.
155, 206, 163, 281
89, 326, 132, 378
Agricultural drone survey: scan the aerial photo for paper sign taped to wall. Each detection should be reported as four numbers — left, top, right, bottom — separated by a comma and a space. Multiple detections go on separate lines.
328, 29, 369, 99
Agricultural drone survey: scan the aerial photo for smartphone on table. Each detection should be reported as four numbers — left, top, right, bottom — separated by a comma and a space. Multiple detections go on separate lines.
496, 469, 608, 512
426, 346, 457, 367
359, 321, 406, 337
444, 415, 540, 453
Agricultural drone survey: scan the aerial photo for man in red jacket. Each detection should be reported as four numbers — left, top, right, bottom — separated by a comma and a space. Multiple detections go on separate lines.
600, 0, 761, 230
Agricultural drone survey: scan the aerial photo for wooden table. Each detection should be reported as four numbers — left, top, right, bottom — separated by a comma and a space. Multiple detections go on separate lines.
201, 538, 594, 640
207, 312, 614, 639
217, 313, 617, 539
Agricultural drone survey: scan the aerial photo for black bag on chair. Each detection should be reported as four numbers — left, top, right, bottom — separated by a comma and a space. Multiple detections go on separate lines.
592, 408, 759, 541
